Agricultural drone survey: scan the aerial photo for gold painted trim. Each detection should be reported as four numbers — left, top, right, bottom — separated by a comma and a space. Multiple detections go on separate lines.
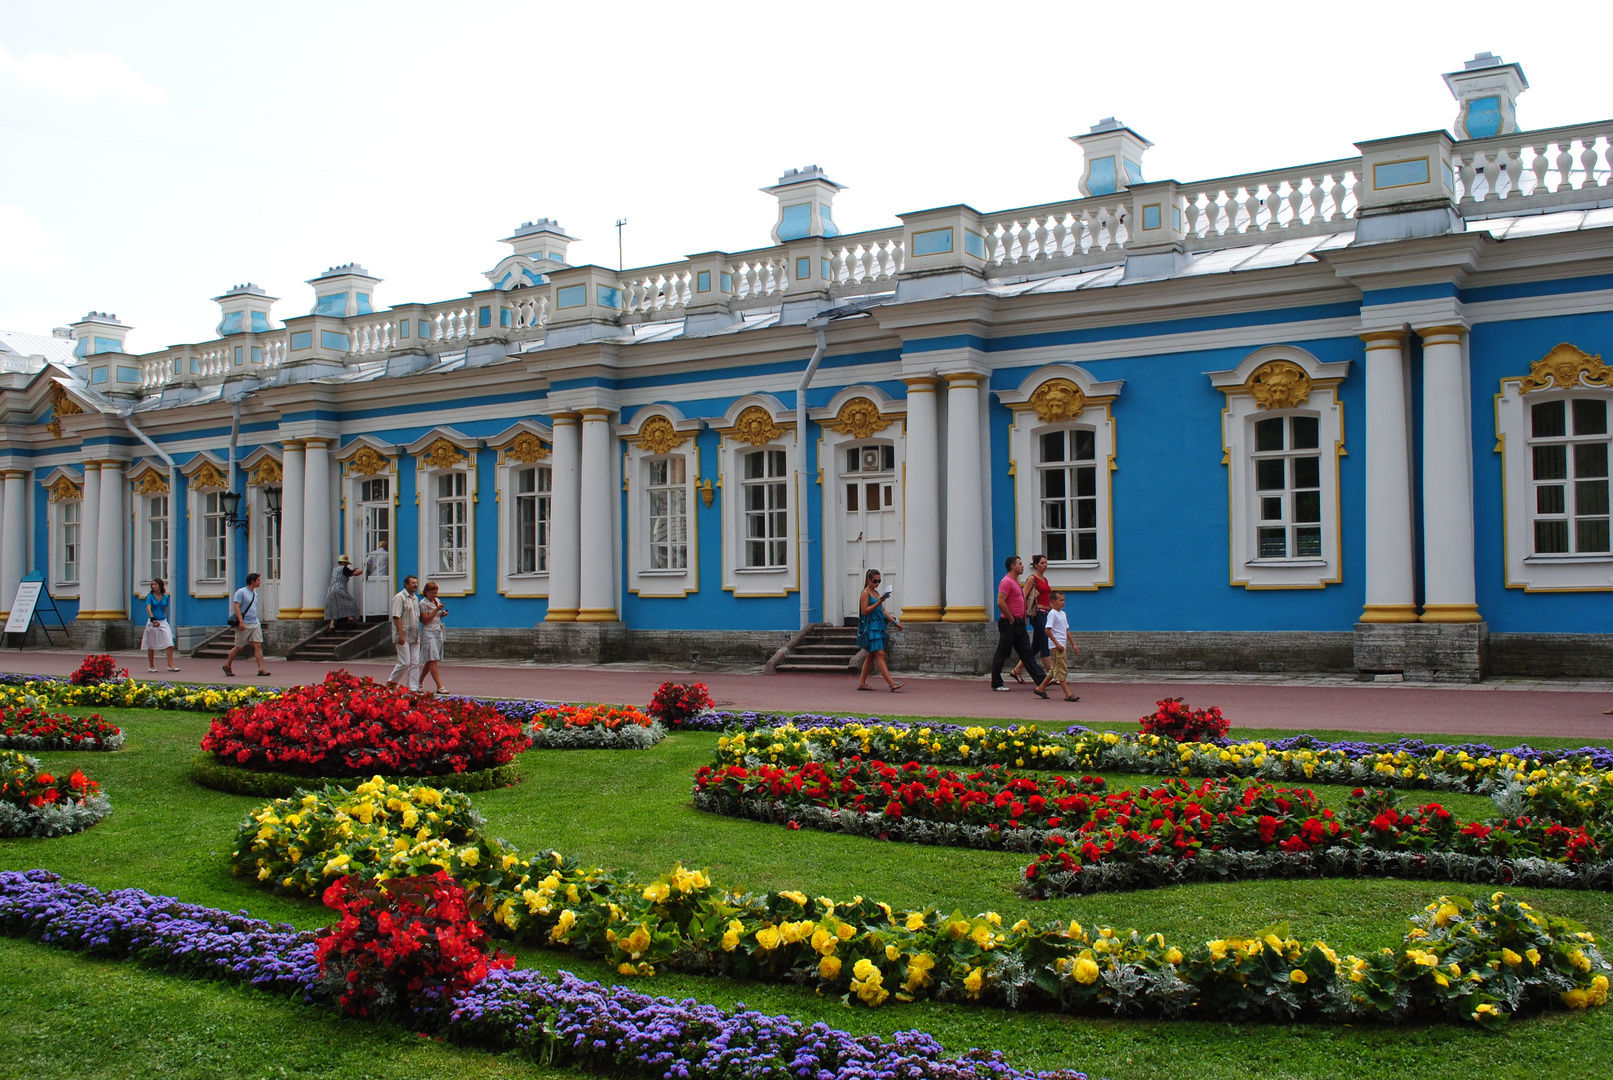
901, 605, 943, 622
544, 608, 579, 622
901, 375, 940, 392
943, 372, 984, 387
1359, 604, 1421, 623
1359, 331, 1408, 346
1419, 603, 1482, 623
574, 608, 618, 622
1417, 325, 1466, 345
941, 605, 990, 622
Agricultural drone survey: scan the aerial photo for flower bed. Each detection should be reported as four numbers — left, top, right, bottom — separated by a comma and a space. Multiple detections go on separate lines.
191, 752, 522, 799
68, 654, 126, 685
0, 750, 111, 838
200, 671, 529, 778
231, 779, 1612, 1024
0, 674, 275, 714
0, 870, 1089, 1080
527, 704, 666, 750
0, 706, 122, 751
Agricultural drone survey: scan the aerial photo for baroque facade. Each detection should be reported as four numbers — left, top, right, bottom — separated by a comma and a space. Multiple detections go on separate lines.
1, 53, 1610, 679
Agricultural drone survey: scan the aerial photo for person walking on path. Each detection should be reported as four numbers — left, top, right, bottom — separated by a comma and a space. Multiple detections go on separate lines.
417, 581, 448, 693
854, 568, 904, 692
324, 554, 361, 631
990, 556, 1046, 694
1034, 591, 1080, 702
387, 575, 421, 691
1010, 554, 1051, 684
141, 577, 180, 674
222, 573, 270, 678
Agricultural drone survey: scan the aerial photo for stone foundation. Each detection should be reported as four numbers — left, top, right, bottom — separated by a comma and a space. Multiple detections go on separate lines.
1487, 633, 1613, 678
1352, 622, 1488, 683
533, 623, 792, 668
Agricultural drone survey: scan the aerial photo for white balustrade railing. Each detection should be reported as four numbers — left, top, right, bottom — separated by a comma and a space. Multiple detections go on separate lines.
1454, 122, 1613, 208
427, 306, 473, 344
622, 265, 694, 316
141, 354, 179, 390
827, 229, 904, 287
509, 292, 547, 330
262, 337, 285, 370
1179, 159, 1360, 242
348, 319, 398, 356
983, 199, 1130, 267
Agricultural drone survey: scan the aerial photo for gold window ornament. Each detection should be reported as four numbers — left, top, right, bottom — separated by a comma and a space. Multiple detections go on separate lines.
46, 386, 83, 439
248, 458, 283, 486
1518, 343, 1613, 394
503, 431, 549, 463
828, 397, 894, 439
131, 471, 169, 496
1241, 360, 1313, 410
347, 446, 391, 476
636, 415, 689, 454
727, 406, 785, 446
47, 476, 82, 502
1027, 379, 1087, 423
419, 438, 468, 471
190, 461, 228, 491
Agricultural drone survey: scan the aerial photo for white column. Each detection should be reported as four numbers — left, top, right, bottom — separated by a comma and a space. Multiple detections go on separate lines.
1359, 331, 1419, 622
545, 413, 581, 621
0, 470, 26, 617
901, 376, 943, 621
279, 442, 306, 618
96, 461, 126, 617
1418, 324, 1481, 622
301, 438, 333, 615
941, 373, 989, 621
77, 464, 101, 620
576, 407, 618, 622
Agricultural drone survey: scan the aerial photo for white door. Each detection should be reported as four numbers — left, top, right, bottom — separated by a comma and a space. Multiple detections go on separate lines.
358, 477, 393, 618
842, 442, 901, 617
253, 488, 282, 619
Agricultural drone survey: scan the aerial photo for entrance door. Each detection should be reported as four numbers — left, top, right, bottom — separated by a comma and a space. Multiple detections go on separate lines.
842, 442, 900, 617
253, 488, 282, 619
358, 477, 393, 618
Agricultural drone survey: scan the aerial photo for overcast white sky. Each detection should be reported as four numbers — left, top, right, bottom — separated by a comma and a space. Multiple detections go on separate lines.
1, 1, 1607, 352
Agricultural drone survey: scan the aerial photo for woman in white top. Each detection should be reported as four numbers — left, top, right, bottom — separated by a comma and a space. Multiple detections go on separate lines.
141, 578, 180, 674
417, 581, 448, 693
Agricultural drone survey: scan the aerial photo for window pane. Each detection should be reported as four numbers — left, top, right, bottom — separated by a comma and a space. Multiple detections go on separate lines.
1578, 518, 1611, 553
1042, 503, 1067, 530
1296, 527, 1322, 557
1039, 431, 1065, 463
1075, 465, 1095, 498
865, 483, 879, 510
1258, 527, 1287, 558
1294, 491, 1321, 524
767, 451, 786, 476
1076, 500, 1097, 529
1076, 533, 1098, 561
1574, 442, 1608, 480
1293, 456, 1320, 489
1532, 400, 1566, 438
744, 452, 762, 480
845, 484, 857, 511
1041, 469, 1066, 498
648, 460, 667, 485
1573, 398, 1608, 436
1256, 459, 1285, 491
1044, 533, 1067, 561
670, 456, 686, 483
1073, 429, 1096, 461
1533, 444, 1567, 481
1261, 496, 1283, 521
1535, 518, 1570, 553
1255, 417, 1284, 452
1290, 416, 1319, 450
845, 448, 858, 474
882, 446, 895, 471
516, 469, 534, 494
649, 490, 668, 516
1537, 485, 1566, 515
1576, 479, 1610, 517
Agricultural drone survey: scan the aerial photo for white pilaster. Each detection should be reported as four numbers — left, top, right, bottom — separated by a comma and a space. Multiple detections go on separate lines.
941, 372, 989, 621
901, 377, 943, 621
0, 471, 25, 617
545, 413, 582, 622
576, 407, 618, 622
96, 461, 126, 617
77, 464, 101, 620
279, 441, 306, 618
301, 439, 333, 612
1418, 324, 1481, 621
1359, 332, 1419, 622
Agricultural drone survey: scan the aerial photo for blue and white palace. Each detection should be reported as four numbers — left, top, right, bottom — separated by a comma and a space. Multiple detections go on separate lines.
2, 53, 1610, 679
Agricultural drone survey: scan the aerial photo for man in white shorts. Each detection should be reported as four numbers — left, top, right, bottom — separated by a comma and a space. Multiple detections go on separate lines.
388, 575, 421, 691
223, 573, 270, 677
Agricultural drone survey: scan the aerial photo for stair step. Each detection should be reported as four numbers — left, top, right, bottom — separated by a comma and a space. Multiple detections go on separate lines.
775, 662, 856, 673
793, 644, 860, 654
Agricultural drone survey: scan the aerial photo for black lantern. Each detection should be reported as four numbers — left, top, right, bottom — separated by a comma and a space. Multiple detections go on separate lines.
219, 490, 249, 533
263, 486, 282, 523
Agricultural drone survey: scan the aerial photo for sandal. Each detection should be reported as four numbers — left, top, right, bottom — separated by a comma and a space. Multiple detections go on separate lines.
167, 667, 182, 672
1033, 688, 1049, 699
889, 682, 904, 692
1065, 695, 1081, 702
222, 665, 235, 677
1010, 670, 1025, 684
856, 685, 875, 691
255, 670, 272, 677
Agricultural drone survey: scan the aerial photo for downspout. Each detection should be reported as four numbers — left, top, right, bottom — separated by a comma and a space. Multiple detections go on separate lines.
796, 322, 828, 630
228, 400, 242, 594
123, 412, 180, 630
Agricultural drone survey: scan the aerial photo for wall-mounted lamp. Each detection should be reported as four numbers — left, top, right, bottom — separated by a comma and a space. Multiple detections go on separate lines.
263, 486, 283, 523
219, 490, 250, 533
697, 477, 714, 507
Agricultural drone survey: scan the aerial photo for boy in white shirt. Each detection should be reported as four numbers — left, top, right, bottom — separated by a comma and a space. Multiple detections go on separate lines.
1036, 592, 1080, 702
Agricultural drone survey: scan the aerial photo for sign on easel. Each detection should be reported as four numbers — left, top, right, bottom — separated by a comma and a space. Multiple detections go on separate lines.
3, 580, 42, 636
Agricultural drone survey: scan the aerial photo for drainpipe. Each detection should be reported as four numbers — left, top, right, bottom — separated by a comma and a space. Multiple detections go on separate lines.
227, 400, 243, 594
796, 322, 828, 631
123, 412, 180, 630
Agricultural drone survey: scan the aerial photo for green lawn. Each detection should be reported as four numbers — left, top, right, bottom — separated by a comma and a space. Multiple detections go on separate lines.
3, 706, 1612, 1080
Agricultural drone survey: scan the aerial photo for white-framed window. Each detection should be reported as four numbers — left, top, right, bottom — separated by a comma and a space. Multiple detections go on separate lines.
1497, 352, 1613, 591
647, 455, 689, 570
624, 421, 700, 599
1210, 349, 1348, 590
514, 465, 551, 574
261, 488, 283, 581
1001, 367, 1123, 593
435, 471, 469, 574
57, 499, 81, 588
742, 448, 788, 568
147, 494, 169, 583
201, 491, 229, 582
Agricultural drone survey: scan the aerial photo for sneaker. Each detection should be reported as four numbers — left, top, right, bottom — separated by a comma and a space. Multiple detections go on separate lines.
992, 686, 1012, 692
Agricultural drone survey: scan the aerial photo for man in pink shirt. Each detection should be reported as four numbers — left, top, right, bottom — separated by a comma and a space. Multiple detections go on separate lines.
990, 555, 1046, 693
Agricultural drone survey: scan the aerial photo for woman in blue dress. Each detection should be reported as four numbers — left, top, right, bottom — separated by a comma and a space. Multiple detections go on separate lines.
854, 568, 904, 692
142, 578, 179, 673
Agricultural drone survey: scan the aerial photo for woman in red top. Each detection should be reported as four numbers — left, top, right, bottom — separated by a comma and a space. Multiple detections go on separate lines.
1011, 554, 1052, 683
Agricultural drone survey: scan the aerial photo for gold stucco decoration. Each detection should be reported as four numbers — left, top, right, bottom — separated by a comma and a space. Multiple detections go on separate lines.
131, 471, 169, 496
1027, 379, 1086, 423
47, 386, 83, 438
503, 431, 549, 463
636, 415, 689, 454
420, 438, 468, 471
47, 475, 82, 502
190, 461, 228, 491
1243, 360, 1313, 410
828, 397, 894, 439
248, 458, 283, 486
727, 406, 785, 447
1519, 343, 1613, 394
347, 446, 391, 477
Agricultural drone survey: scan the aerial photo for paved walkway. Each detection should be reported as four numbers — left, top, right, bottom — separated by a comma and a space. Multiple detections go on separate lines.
6, 648, 1613, 741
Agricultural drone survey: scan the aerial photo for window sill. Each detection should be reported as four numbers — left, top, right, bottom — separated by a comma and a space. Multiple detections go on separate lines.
1245, 557, 1327, 567
640, 569, 690, 577
1047, 560, 1101, 570
1524, 554, 1613, 565
507, 572, 550, 580
735, 566, 789, 574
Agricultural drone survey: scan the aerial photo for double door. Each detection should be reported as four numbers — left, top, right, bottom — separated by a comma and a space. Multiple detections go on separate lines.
842, 443, 899, 618
357, 478, 392, 617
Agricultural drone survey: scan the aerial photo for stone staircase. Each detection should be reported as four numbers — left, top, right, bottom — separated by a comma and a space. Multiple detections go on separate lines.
189, 628, 236, 660
769, 624, 862, 674
286, 617, 392, 663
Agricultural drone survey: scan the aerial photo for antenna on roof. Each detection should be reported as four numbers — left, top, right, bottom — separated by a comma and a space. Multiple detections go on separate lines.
614, 218, 628, 270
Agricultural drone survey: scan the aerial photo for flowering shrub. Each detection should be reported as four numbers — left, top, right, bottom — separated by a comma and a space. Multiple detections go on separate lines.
67, 654, 126, 686
0, 707, 122, 751
235, 780, 1611, 1023
0, 871, 1093, 1080
201, 671, 529, 777
528, 704, 666, 750
647, 681, 712, 727
1139, 697, 1228, 742
316, 872, 513, 1020
0, 750, 111, 837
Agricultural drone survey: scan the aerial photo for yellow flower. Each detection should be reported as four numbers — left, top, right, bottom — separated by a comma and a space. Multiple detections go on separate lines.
969, 924, 994, 949
905, 912, 926, 932
1290, 969, 1307, 985
459, 846, 480, 867
642, 881, 670, 904
810, 928, 837, 955
819, 955, 842, 980
1208, 940, 1228, 961
779, 890, 808, 906
622, 924, 652, 958
885, 944, 901, 961
962, 966, 984, 995
836, 922, 855, 942
1165, 948, 1183, 965
905, 952, 936, 991
755, 926, 783, 952
1073, 957, 1100, 984
550, 909, 577, 943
